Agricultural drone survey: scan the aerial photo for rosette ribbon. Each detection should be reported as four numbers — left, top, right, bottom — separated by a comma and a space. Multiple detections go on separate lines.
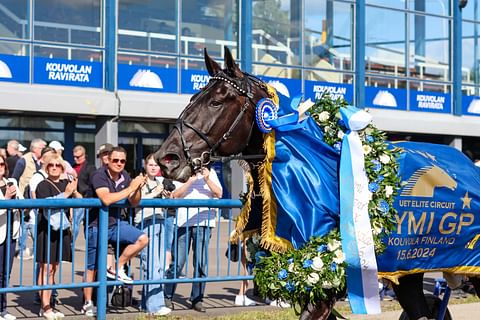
339, 106, 380, 314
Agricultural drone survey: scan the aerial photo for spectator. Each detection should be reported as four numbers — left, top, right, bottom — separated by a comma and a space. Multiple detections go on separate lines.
48, 141, 76, 180
83, 146, 147, 317
6, 140, 25, 177
0, 154, 21, 320
135, 154, 173, 316
12, 138, 46, 195
13, 138, 46, 260
164, 166, 222, 312
72, 145, 95, 197
234, 238, 256, 306
35, 153, 82, 320
96, 143, 114, 167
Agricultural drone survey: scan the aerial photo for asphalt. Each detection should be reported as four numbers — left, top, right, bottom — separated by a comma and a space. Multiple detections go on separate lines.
4, 221, 480, 319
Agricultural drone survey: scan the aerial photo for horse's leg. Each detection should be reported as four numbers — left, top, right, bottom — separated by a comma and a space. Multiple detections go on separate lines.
299, 298, 335, 320
392, 273, 431, 320
469, 276, 480, 298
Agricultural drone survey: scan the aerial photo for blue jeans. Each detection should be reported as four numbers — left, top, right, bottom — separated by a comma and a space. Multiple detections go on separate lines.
72, 208, 85, 244
165, 226, 211, 304
18, 210, 35, 252
140, 217, 167, 313
0, 238, 15, 313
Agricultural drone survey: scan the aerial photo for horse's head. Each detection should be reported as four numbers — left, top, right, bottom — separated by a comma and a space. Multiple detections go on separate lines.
155, 47, 270, 181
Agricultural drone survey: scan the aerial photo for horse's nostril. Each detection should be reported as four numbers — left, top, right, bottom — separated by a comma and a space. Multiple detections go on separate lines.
161, 153, 179, 166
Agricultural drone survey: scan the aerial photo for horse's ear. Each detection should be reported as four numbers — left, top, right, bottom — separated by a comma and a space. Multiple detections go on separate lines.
204, 48, 221, 76
224, 46, 243, 78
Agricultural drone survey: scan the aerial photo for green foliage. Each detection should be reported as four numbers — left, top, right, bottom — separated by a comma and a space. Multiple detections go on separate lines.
254, 231, 347, 315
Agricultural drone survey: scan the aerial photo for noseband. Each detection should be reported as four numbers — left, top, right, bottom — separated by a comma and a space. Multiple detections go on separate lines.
175, 73, 265, 172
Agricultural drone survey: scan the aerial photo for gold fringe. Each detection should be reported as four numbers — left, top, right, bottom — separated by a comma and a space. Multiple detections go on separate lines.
230, 170, 254, 242
258, 131, 293, 253
379, 265, 480, 285
266, 85, 280, 107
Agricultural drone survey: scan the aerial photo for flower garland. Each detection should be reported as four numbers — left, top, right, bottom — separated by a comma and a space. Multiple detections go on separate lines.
254, 94, 402, 314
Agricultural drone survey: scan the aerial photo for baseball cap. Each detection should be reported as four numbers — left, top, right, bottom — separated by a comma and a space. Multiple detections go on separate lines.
49, 140, 64, 151
18, 144, 27, 152
96, 143, 114, 158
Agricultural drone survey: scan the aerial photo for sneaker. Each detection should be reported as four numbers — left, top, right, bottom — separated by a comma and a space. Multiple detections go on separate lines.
39, 308, 55, 320
234, 295, 256, 306
1, 312, 17, 320
151, 306, 172, 316
53, 311, 64, 319
106, 267, 133, 284
82, 300, 95, 317
269, 299, 291, 308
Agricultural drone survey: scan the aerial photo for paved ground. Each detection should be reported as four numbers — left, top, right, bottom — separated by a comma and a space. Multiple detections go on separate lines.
4, 221, 480, 319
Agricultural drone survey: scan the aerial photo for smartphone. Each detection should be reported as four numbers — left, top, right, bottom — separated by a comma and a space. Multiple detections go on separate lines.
67, 174, 74, 182
6, 182, 13, 187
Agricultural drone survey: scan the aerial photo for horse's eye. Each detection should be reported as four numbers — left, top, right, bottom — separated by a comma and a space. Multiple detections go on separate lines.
210, 100, 222, 108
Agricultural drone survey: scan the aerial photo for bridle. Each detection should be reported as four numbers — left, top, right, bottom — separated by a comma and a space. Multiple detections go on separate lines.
174, 72, 267, 172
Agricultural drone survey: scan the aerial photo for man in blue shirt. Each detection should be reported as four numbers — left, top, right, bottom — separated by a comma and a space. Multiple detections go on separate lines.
82, 146, 147, 317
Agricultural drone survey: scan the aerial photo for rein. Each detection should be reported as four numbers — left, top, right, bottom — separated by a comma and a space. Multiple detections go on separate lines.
175, 72, 267, 172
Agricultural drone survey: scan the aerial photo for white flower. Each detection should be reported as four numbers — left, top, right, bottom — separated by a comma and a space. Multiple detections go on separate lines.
363, 145, 372, 155
306, 273, 320, 285
333, 250, 345, 264
318, 111, 330, 122
385, 185, 394, 197
322, 280, 333, 289
288, 263, 295, 272
373, 223, 383, 235
311, 256, 324, 271
337, 130, 345, 139
367, 191, 373, 201
327, 240, 341, 252
324, 126, 331, 133
331, 277, 342, 287
379, 154, 391, 164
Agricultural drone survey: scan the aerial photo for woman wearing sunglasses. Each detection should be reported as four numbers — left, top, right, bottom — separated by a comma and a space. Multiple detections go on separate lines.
35, 153, 82, 320
0, 154, 21, 320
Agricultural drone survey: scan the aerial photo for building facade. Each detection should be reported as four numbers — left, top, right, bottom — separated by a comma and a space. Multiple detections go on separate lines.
0, 0, 479, 188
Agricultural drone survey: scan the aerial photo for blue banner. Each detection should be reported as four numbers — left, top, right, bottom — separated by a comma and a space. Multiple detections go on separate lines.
34, 57, 102, 88
0, 54, 29, 83
118, 64, 177, 93
181, 69, 210, 94
366, 86, 407, 110
258, 75, 301, 99
304, 80, 353, 104
410, 90, 451, 113
377, 142, 480, 276
462, 95, 480, 117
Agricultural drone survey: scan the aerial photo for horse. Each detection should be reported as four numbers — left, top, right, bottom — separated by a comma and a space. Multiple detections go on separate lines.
155, 47, 480, 320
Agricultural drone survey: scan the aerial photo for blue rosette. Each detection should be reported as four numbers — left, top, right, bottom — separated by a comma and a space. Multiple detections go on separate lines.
255, 98, 278, 133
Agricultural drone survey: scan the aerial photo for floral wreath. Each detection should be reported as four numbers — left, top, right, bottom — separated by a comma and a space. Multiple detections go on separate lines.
254, 94, 402, 314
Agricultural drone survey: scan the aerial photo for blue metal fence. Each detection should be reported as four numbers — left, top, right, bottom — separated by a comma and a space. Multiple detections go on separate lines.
0, 198, 249, 319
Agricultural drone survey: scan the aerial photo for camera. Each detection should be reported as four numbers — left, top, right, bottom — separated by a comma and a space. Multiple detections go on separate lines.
162, 178, 176, 192
6, 182, 14, 187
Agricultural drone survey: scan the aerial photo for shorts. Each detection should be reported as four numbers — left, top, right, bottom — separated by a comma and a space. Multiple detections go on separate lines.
86, 221, 145, 270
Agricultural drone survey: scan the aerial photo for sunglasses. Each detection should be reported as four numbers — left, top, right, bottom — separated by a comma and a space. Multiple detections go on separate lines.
111, 158, 126, 164
73, 155, 84, 159
47, 163, 62, 169
0, 163, 5, 167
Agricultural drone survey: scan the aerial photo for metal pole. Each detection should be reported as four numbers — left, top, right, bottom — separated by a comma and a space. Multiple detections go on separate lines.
453, 0, 463, 115
96, 206, 109, 318
240, 0, 252, 73
355, 0, 366, 108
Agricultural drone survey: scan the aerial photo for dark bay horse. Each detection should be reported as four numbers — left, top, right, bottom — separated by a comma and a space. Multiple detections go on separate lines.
155, 47, 480, 320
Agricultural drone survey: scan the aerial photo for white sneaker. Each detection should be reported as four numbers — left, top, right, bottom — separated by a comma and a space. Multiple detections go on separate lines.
16, 248, 33, 260
269, 299, 291, 308
151, 306, 172, 316
53, 311, 64, 319
1, 312, 16, 320
235, 295, 256, 306
107, 267, 133, 284
81, 300, 95, 317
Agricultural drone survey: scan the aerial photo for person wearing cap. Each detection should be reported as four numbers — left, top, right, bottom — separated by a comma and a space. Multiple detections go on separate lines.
48, 141, 77, 180
12, 138, 47, 195
96, 143, 114, 168
6, 140, 25, 177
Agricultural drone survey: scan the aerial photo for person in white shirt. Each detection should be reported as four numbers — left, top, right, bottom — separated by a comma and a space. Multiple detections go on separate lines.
164, 167, 222, 313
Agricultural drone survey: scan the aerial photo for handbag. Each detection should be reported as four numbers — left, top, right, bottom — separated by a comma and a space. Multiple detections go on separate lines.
43, 179, 71, 231
111, 285, 132, 307
225, 242, 240, 262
